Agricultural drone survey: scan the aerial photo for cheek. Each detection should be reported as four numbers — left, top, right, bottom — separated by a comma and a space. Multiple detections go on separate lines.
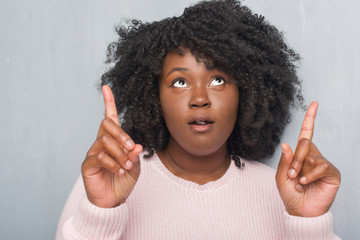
160, 92, 185, 125
160, 103, 187, 144
217, 89, 239, 133
218, 88, 239, 117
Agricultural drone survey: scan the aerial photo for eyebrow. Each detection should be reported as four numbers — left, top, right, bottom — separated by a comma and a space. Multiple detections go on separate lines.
165, 67, 189, 78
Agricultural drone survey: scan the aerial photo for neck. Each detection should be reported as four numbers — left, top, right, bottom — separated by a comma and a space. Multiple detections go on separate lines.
157, 137, 231, 185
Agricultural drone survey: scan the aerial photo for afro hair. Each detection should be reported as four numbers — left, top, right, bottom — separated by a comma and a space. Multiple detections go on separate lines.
100, 0, 303, 167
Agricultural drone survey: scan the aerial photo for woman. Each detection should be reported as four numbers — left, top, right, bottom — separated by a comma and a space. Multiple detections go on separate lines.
56, 1, 341, 239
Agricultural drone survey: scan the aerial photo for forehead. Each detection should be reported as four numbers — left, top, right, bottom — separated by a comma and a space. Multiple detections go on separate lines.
163, 50, 202, 67
161, 49, 215, 74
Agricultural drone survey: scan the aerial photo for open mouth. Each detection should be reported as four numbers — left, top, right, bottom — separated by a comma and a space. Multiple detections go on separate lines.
189, 120, 213, 125
188, 118, 214, 133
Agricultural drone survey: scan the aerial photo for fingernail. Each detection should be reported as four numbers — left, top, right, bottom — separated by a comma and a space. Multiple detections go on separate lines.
288, 168, 296, 177
296, 184, 303, 192
126, 139, 134, 148
281, 144, 286, 153
119, 168, 125, 175
125, 160, 133, 169
300, 176, 307, 184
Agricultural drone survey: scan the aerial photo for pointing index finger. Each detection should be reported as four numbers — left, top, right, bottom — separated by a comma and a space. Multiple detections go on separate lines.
298, 101, 318, 142
102, 85, 120, 126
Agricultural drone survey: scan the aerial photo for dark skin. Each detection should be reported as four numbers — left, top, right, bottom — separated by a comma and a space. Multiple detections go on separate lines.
276, 102, 341, 217
157, 49, 238, 184
81, 48, 340, 217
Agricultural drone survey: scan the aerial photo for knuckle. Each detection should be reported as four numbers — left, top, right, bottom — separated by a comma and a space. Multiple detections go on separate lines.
299, 138, 311, 146
101, 117, 115, 128
292, 157, 302, 165
101, 118, 110, 126
321, 163, 329, 171
300, 126, 312, 132
305, 156, 315, 164
119, 131, 127, 139
117, 151, 127, 163
119, 132, 129, 143
100, 134, 111, 145
108, 160, 117, 170
113, 149, 123, 161
96, 152, 106, 162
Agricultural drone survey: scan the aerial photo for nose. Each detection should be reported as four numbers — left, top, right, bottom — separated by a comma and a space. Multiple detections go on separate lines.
189, 86, 211, 109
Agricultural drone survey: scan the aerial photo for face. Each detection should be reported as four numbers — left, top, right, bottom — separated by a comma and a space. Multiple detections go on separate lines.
159, 49, 239, 156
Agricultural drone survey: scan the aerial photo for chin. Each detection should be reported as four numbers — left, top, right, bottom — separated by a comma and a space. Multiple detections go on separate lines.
181, 141, 227, 157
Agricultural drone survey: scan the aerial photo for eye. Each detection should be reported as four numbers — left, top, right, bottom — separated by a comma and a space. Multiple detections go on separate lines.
171, 78, 189, 88
209, 76, 226, 86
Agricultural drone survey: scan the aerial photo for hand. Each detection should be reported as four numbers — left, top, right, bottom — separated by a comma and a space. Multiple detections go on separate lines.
276, 102, 341, 217
81, 85, 143, 208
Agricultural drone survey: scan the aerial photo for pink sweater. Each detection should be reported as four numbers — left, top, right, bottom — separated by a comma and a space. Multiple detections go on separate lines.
56, 153, 339, 239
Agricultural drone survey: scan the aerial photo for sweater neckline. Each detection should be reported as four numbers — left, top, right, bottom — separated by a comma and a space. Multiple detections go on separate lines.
149, 152, 240, 190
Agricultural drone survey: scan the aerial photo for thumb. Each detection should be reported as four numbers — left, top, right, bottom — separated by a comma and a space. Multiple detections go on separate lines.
276, 143, 293, 186
127, 144, 143, 164
126, 144, 143, 180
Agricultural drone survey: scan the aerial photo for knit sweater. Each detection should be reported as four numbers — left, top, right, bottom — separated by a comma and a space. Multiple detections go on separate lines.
56, 153, 339, 239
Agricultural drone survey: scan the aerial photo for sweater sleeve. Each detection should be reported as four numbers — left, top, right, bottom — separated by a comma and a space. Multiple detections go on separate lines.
55, 175, 128, 240
284, 211, 341, 240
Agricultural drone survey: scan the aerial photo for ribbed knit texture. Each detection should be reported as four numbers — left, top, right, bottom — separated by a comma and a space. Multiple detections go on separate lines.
56, 153, 339, 240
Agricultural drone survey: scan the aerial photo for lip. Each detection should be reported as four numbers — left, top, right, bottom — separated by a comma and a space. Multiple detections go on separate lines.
187, 114, 214, 133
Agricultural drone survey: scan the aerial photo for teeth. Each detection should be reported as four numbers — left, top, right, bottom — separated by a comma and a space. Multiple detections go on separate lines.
196, 120, 206, 125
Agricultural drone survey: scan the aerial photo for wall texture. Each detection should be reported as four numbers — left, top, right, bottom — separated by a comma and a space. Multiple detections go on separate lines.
0, 0, 358, 239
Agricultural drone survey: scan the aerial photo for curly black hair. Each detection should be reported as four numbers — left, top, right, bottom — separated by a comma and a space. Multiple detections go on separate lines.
100, 0, 303, 167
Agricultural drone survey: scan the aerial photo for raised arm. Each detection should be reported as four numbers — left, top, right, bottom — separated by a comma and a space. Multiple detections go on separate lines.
276, 102, 341, 217
56, 86, 143, 240
81, 85, 143, 208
